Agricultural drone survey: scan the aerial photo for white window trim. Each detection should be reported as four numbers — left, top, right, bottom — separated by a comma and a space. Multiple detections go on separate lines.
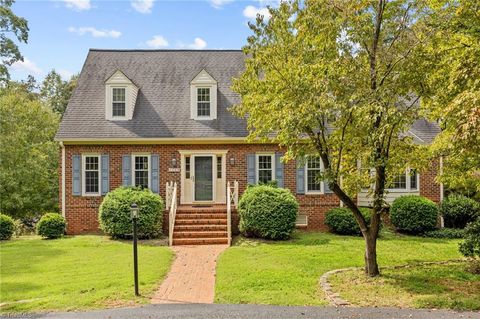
111, 87, 127, 119
82, 154, 101, 196
305, 157, 324, 195
256, 153, 275, 184
131, 154, 151, 189
195, 87, 212, 119
387, 168, 420, 193
190, 70, 217, 121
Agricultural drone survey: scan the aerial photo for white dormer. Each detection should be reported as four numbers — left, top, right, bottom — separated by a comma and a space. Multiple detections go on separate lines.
105, 70, 138, 121
190, 69, 217, 120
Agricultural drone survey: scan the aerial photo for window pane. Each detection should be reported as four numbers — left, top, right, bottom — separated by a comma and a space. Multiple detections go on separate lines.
197, 88, 211, 117
84, 156, 99, 194
113, 88, 126, 102
258, 170, 272, 184
185, 156, 190, 179
197, 102, 210, 116
306, 157, 321, 191
135, 171, 149, 189
217, 156, 222, 179
392, 173, 407, 189
113, 102, 126, 117
135, 156, 148, 170
410, 169, 417, 189
258, 156, 272, 169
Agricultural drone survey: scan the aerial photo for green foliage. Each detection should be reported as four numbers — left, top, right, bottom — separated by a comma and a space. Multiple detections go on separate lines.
0, 213, 15, 240
0, 0, 29, 83
36, 213, 66, 239
325, 207, 372, 236
390, 196, 439, 234
459, 218, 480, 260
99, 187, 164, 239
424, 228, 465, 239
40, 70, 78, 115
440, 195, 480, 229
238, 185, 298, 240
0, 85, 60, 219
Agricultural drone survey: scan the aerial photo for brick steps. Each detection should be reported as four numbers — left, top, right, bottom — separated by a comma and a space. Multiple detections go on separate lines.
172, 205, 229, 246
172, 237, 229, 245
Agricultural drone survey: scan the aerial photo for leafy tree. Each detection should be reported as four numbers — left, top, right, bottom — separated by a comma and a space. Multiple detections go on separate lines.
424, 0, 480, 194
0, 83, 59, 218
40, 70, 78, 115
0, 0, 29, 83
232, 0, 444, 276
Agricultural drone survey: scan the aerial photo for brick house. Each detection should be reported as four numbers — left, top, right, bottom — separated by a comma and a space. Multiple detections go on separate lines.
55, 49, 442, 244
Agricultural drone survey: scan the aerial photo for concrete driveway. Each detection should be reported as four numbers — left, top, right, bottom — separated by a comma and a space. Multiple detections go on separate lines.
19, 304, 480, 319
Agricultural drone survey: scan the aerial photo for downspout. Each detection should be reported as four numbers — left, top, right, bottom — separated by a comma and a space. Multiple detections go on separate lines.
439, 156, 444, 228
61, 142, 66, 218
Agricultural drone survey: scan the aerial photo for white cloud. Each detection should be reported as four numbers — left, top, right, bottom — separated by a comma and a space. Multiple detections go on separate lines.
243, 5, 271, 19
58, 69, 74, 80
68, 27, 122, 38
146, 35, 169, 48
63, 0, 91, 11
131, 0, 154, 14
187, 37, 207, 50
11, 58, 43, 76
210, 0, 233, 9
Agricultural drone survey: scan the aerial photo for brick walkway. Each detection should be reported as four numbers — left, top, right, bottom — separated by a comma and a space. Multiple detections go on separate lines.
151, 245, 228, 304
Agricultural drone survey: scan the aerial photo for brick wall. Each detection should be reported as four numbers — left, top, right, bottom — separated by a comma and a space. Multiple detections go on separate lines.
60, 143, 441, 234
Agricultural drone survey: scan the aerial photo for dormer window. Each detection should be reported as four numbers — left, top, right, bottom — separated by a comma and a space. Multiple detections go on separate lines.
191, 69, 217, 120
105, 70, 138, 121
197, 88, 211, 117
112, 88, 126, 117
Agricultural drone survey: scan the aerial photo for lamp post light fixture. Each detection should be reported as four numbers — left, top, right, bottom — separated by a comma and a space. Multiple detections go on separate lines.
229, 157, 235, 166
171, 157, 177, 168
130, 203, 139, 296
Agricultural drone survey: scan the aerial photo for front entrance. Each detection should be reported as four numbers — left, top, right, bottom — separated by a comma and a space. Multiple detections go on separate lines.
193, 156, 213, 201
179, 151, 227, 204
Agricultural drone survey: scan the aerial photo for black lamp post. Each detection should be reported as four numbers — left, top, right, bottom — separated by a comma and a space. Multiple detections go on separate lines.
130, 203, 139, 296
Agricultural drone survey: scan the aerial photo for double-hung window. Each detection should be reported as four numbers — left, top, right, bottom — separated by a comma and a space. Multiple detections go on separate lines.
391, 173, 407, 189
83, 155, 100, 195
133, 155, 150, 189
197, 88, 210, 117
257, 154, 274, 184
306, 157, 322, 193
112, 87, 126, 117
389, 169, 419, 191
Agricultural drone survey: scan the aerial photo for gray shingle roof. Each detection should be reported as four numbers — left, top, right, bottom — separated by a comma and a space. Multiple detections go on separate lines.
56, 49, 440, 143
56, 49, 249, 140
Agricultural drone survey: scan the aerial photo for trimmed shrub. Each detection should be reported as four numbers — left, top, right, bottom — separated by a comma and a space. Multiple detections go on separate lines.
459, 218, 480, 274
439, 195, 480, 229
99, 187, 164, 239
238, 185, 298, 240
36, 213, 66, 239
423, 228, 465, 239
325, 207, 372, 236
390, 195, 438, 234
0, 214, 16, 240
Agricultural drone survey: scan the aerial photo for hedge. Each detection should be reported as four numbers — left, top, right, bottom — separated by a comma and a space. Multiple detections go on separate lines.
36, 213, 66, 239
238, 185, 298, 240
390, 195, 438, 234
0, 214, 15, 240
99, 187, 164, 239
439, 194, 480, 229
325, 207, 373, 236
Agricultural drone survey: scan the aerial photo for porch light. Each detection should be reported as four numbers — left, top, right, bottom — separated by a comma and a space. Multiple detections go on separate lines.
229, 157, 235, 166
171, 157, 177, 168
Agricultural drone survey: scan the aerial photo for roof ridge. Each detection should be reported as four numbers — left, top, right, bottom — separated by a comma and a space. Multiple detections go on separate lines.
89, 49, 243, 52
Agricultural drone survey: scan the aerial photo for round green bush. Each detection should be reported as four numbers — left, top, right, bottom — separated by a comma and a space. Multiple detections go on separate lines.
36, 213, 66, 239
439, 195, 480, 229
390, 195, 438, 234
325, 207, 372, 235
238, 185, 298, 240
0, 214, 16, 240
459, 218, 480, 274
99, 187, 164, 239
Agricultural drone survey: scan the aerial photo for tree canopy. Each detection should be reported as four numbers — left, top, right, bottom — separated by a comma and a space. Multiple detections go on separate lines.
232, 0, 447, 276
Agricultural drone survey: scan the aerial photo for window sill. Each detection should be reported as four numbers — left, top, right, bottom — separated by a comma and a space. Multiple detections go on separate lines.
305, 191, 323, 196
82, 193, 101, 197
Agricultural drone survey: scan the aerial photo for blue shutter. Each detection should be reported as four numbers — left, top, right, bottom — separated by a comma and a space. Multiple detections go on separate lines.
246, 154, 256, 185
101, 154, 109, 195
122, 155, 132, 186
72, 155, 81, 196
296, 159, 305, 194
275, 153, 284, 188
151, 154, 159, 194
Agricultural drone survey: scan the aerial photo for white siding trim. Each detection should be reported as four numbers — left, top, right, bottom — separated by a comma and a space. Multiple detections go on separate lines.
81, 154, 101, 197
255, 153, 275, 184
131, 154, 151, 189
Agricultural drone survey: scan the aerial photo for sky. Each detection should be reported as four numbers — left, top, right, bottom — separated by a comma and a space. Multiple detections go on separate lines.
8, 0, 277, 81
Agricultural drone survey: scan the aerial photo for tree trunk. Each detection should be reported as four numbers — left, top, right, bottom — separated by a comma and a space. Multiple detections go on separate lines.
364, 233, 380, 276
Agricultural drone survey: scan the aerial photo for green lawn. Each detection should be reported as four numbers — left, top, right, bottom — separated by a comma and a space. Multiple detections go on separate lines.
329, 262, 480, 310
215, 231, 463, 306
0, 236, 173, 313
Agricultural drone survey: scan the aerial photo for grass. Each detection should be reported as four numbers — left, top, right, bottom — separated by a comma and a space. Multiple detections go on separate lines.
329, 262, 480, 310
215, 231, 463, 306
0, 235, 173, 313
